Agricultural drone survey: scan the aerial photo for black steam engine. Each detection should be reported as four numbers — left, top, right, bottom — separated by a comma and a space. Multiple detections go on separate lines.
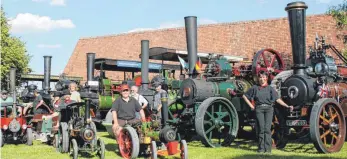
273, 2, 347, 153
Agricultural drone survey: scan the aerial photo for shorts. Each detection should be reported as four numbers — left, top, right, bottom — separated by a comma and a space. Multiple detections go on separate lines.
22, 102, 33, 107
118, 118, 141, 127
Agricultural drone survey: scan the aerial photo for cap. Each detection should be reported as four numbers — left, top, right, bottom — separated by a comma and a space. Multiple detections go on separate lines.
121, 84, 130, 91
152, 82, 161, 87
1, 90, 8, 94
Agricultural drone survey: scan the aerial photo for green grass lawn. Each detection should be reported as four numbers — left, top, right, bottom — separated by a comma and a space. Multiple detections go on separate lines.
1, 131, 347, 159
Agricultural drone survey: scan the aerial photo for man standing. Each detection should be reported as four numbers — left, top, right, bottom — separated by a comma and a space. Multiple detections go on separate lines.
130, 85, 148, 119
111, 84, 146, 140
152, 82, 168, 118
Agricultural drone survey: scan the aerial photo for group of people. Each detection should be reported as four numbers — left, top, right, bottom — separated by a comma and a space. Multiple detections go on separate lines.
109, 71, 294, 154
111, 82, 166, 140
0, 82, 81, 119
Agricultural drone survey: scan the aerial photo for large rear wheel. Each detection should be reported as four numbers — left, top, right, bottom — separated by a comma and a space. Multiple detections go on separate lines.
310, 98, 346, 153
195, 97, 239, 147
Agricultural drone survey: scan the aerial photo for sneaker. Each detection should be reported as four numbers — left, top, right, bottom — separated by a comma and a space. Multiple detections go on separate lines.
160, 143, 167, 150
40, 135, 48, 142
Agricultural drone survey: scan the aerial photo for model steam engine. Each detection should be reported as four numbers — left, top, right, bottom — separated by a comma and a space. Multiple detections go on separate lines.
273, 2, 347, 153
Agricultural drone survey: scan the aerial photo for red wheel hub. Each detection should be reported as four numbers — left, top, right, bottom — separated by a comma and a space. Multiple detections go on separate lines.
252, 48, 285, 82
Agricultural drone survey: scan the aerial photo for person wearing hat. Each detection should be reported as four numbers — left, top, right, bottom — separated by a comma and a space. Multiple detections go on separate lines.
111, 84, 146, 141
23, 89, 44, 115
1, 90, 13, 104
0, 90, 24, 116
152, 82, 167, 118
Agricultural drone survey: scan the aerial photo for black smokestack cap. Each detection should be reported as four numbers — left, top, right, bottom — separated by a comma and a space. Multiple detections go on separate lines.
43, 56, 52, 92
285, 1, 308, 75
141, 40, 149, 90
87, 53, 96, 81
184, 16, 198, 78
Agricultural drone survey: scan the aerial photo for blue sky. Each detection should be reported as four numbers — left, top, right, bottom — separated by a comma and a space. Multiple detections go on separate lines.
3, 0, 342, 76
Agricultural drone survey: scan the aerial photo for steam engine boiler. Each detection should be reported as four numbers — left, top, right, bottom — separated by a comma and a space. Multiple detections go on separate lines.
274, 2, 347, 153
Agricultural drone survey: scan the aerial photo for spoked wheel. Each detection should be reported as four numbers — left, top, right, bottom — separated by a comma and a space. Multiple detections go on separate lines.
54, 134, 59, 152
310, 98, 346, 153
195, 97, 239, 147
97, 138, 105, 159
150, 141, 157, 159
25, 128, 33, 146
90, 122, 98, 146
180, 140, 188, 159
60, 122, 69, 153
271, 114, 288, 149
0, 130, 4, 147
70, 139, 78, 159
252, 48, 285, 82
118, 126, 140, 159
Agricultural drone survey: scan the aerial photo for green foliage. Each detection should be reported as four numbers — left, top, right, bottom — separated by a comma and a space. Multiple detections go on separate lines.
327, 0, 347, 29
1, 7, 31, 89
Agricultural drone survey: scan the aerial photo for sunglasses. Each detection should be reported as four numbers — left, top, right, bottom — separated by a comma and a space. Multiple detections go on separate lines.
122, 89, 129, 92
130, 90, 135, 92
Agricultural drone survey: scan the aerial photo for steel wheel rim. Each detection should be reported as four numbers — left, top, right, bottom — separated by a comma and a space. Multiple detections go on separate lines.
252, 48, 285, 82
201, 100, 236, 147
316, 102, 345, 152
119, 129, 132, 159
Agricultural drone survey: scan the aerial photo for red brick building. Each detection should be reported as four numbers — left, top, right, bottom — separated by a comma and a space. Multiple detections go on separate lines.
63, 14, 345, 82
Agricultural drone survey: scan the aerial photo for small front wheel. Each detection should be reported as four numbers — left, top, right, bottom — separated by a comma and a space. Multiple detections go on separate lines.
150, 141, 157, 159
70, 139, 78, 159
97, 138, 105, 159
25, 128, 33, 146
180, 140, 188, 159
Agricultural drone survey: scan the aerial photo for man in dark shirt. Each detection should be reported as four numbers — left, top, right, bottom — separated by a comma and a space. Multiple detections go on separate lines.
111, 84, 146, 140
23, 89, 44, 115
242, 71, 293, 153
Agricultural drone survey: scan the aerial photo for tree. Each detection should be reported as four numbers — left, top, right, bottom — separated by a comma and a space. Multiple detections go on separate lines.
1, 7, 31, 89
327, 0, 347, 58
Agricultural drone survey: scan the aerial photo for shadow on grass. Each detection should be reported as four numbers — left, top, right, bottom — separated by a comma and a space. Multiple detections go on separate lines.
222, 154, 343, 159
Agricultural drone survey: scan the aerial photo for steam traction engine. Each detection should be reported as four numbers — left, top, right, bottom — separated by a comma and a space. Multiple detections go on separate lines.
272, 2, 347, 153
1, 68, 33, 147
164, 16, 286, 147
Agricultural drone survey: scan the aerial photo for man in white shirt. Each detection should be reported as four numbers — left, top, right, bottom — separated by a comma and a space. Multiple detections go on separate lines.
130, 85, 148, 119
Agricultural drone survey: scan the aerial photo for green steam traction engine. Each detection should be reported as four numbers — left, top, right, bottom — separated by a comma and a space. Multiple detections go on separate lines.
163, 16, 288, 147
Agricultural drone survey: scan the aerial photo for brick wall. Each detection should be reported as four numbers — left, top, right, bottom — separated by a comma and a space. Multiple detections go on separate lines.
63, 14, 345, 83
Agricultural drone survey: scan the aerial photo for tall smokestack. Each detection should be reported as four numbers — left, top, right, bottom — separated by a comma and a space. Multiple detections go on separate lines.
285, 1, 308, 75
10, 67, 17, 116
141, 40, 149, 90
43, 56, 52, 92
184, 16, 198, 78
87, 53, 95, 81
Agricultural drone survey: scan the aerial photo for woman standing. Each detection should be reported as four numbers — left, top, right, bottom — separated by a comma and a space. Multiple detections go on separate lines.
242, 71, 293, 153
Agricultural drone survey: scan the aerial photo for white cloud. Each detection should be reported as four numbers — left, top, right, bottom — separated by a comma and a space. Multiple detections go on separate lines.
9, 13, 75, 33
50, 0, 65, 6
32, 0, 66, 6
127, 28, 155, 33
127, 18, 217, 33
37, 44, 62, 48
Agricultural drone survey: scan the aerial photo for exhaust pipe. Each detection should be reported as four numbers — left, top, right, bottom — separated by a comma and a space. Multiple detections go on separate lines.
87, 53, 96, 81
184, 16, 198, 78
43, 56, 52, 92
285, 1, 308, 75
160, 92, 168, 126
10, 67, 17, 116
141, 40, 149, 90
